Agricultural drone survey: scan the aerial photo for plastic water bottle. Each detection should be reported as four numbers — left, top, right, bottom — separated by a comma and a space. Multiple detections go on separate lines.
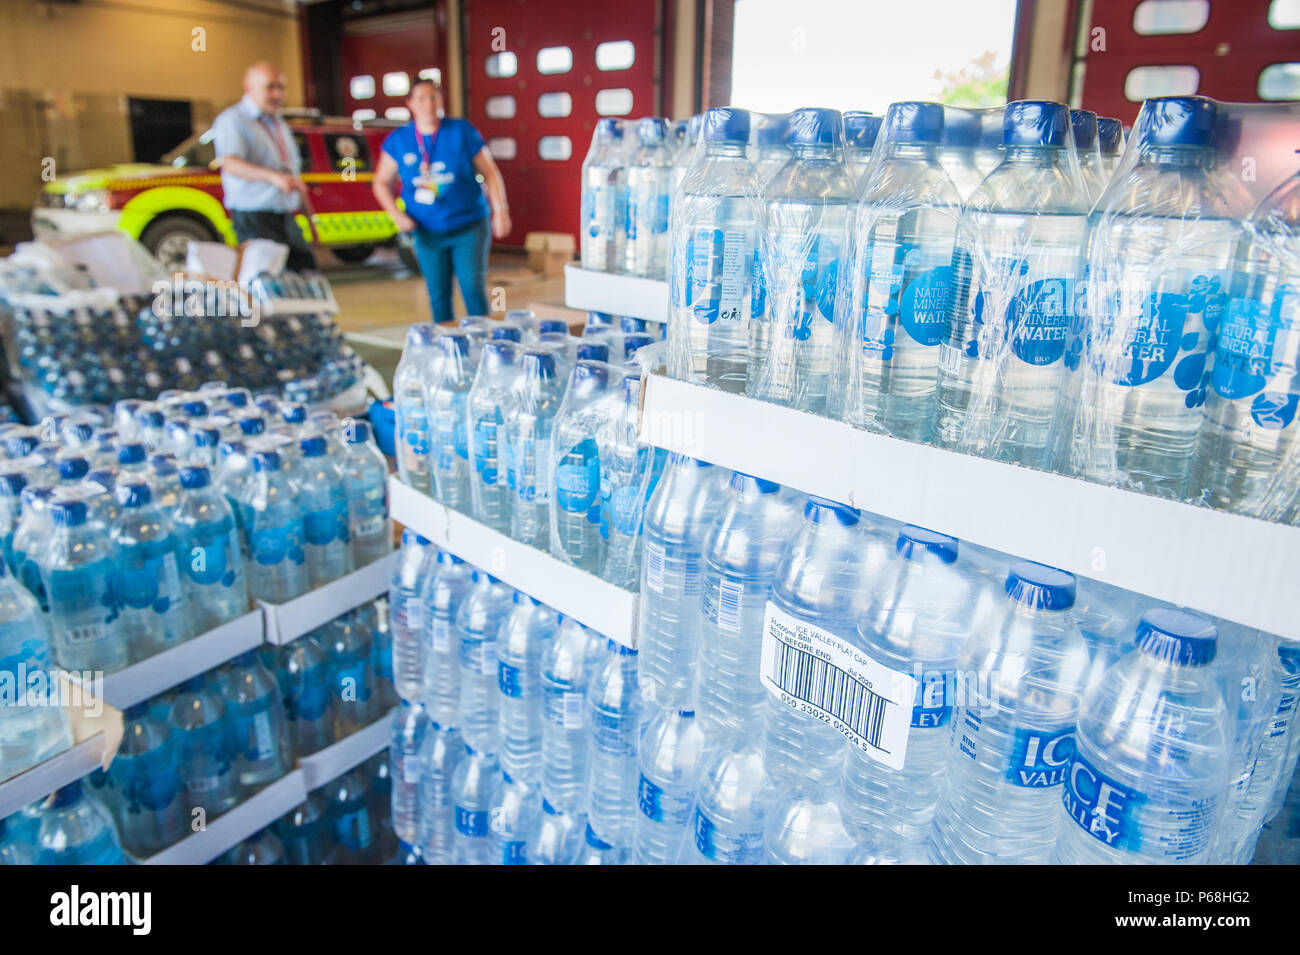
0, 556, 72, 780
490, 770, 541, 864
497, 592, 558, 782
839, 526, 978, 862
456, 570, 514, 753
540, 616, 603, 813
1054, 609, 1230, 863
323, 613, 375, 735
276, 793, 328, 865
1195, 169, 1300, 519
929, 562, 1091, 863
1098, 116, 1124, 176
221, 649, 291, 790
1071, 109, 1107, 205
0, 816, 33, 865
361, 600, 398, 715
467, 340, 519, 533
169, 675, 241, 818
668, 107, 761, 393
390, 531, 434, 702
108, 702, 187, 857
550, 360, 618, 572
394, 323, 437, 495
40, 497, 129, 673
0, 465, 27, 575
586, 640, 641, 844
339, 420, 391, 568
599, 374, 660, 588
697, 473, 799, 743
417, 720, 464, 863
763, 788, 858, 864
1062, 96, 1242, 499
390, 699, 429, 846
580, 118, 627, 273
111, 479, 190, 660
238, 450, 307, 604
527, 799, 587, 865
323, 769, 378, 865
843, 111, 881, 182
934, 100, 1089, 469
507, 349, 564, 548
36, 781, 127, 865
625, 117, 674, 279
422, 550, 473, 725
749, 107, 853, 414
149, 454, 182, 511
297, 434, 353, 587
828, 102, 961, 441
277, 632, 336, 758
634, 706, 706, 864
672, 113, 703, 194
175, 465, 248, 633
573, 822, 631, 864
452, 745, 500, 864
937, 108, 985, 202
679, 740, 777, 865
11, 485, 54, 614
426, 330, 476, 512
762, 497, 873, 792
752, 114, 791, 186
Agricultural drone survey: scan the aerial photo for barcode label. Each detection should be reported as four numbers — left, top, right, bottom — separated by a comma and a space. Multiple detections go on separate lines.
759, 601, 916, 771
937, 342, 964, 376
717, 579, 744, 633
645, 542, 666, 594
563, 690, 584, 730
430, 617, 450, 652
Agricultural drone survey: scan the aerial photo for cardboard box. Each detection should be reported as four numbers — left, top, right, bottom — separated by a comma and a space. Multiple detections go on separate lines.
524, 231, 575, 278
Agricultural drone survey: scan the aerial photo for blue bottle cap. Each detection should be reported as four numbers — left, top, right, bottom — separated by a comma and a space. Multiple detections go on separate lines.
281, 403, 308, 425
623, 333, 654, 357
575, 343, 610, 363
1140, 95, 1217, 148
620, 316, 648, 334
223, 389, 251, 408
1278, 644, 1300, 665
884, 101, 945, 145
254, 395, 280, 414
252, 450, 282, 472
1070, 109, 1099, 149
687, 113, 704, 139
805, 495, 860, 526
788, 107, 841, 147
678, 709, 695, 718
3, 433, 37, 457
521, 348, 557, 378
1002, 100, 1071, 147
400, 528, 415, 546
57, 456, 89, 481
843, 111, 882, 150
1097, 117, 1123, 155
703, 106, 751, 145
0, 466, 26, 495
514, 590, 543, 606
193, 426, 221, 449
20, 486, 53, 508
436, 550, 462, 565
179, 465, 210, 489
137, 407, 165, 428
87, 468, 116, 490
437, 331, 471, 358
607, 638, 636, 655
300, 435, 328, 457
896, 525, 959, 564
538, 319, 568, 336
480, 340, 517, 368
941, 109, 981, 148
66, 420, 96, 443
116, 480, 152, 508
596, 117, 623, 140
345, 420, 371, 444
1004, 561, 1076, 610
1134, 608, 1217, 665
729, 470, 781, 495
238, 414, 267, 436
219, 440, 245, 460
51, 499, 88, 526
117, 442, 146, 465
181, 399, 208, 418
405, 323, 437, 348
637, 116, 668, 143
490, 325, 523, 342
149, 454, 177, 476
755, 114, 789, 147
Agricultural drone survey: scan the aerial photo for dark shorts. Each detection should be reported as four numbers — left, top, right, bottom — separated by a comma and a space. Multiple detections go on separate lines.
230, 209, 318, 273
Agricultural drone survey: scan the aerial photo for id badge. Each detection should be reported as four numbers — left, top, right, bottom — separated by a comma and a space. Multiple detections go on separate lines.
413, 177, 436, 205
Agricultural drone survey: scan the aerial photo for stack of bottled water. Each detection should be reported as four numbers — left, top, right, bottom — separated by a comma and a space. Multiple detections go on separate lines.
393, 311, 665, 589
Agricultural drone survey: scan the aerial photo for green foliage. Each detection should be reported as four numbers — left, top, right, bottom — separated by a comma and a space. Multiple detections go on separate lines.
934, 50, 1010, 109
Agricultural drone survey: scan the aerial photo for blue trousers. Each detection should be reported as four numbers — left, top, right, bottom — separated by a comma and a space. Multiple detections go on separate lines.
411, 216, 490, 324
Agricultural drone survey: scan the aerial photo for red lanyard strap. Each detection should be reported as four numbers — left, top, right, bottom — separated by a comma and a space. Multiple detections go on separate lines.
259, 114, 291, 169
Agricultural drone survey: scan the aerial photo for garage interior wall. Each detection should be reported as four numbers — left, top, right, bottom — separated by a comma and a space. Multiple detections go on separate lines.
0, 0, 303, 218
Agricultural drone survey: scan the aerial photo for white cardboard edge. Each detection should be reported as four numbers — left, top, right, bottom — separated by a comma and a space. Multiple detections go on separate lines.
563, 263, 668, 324
84, 611, 265, 710
640, 373, 1300, 641
260, 553, 399, 646
142, 770, 309, 865
257, 298, 340, 317
0, 733, 108, 819
298, 709, 395, 791
388, 478, 639, 648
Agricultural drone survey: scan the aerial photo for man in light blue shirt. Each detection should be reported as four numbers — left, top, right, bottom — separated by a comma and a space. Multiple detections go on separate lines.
211, 61, 317, 271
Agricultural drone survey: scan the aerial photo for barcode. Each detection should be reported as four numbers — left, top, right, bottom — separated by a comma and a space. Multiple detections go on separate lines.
563, 691, 584, 730
645, 542, 665, 594
767, 639, 892, 753
717, 580, 744, 632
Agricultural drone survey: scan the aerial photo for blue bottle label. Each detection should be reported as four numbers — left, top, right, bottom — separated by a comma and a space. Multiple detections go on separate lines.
1006, 277, 1073, 366
911, 669, 955, 729
638, 775, 693, 826
434, 405, 469, 468
555, 440, 600, 513
1214, 292, 1299, 429
543, 684, 585, 730
124, 759, 181, 813
473, 418, 500, 484
693, 808, 763, 864
691, 225, 752, 326
455, 807, 489, 837
333, 808, 373, 850
1111, 270, 1226, 404
333, 662, 372, 703
303, 508, 338, 547
897, 264, 954, 348
590, 703, 636, 755
399, 401, 430, 456
117, 553, 181, 613
289, 681, 332, 722
498, 660, 524, 698
250, 524, 304, 567
750, 245, 767, 319
500, 839, 527, 864
184, 536, 239, 588
230, 708, 279, 761
1006, 726, 1075, 788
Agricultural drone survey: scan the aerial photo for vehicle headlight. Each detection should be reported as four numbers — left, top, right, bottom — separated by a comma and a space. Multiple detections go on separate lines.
74, 190, 111, 214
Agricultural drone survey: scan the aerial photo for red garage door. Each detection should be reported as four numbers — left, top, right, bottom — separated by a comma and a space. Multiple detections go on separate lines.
340, 8, 449, 122
464, 0, 661, 245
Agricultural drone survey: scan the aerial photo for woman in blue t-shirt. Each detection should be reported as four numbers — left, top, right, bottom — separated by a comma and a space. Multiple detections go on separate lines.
373, 78, 511, 324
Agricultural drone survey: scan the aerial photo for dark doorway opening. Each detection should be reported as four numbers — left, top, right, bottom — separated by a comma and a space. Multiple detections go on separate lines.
127, 97, 194, 164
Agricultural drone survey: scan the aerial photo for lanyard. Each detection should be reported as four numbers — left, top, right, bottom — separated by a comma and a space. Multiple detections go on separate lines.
259, 114, 290, 169
413, 121, 441, 177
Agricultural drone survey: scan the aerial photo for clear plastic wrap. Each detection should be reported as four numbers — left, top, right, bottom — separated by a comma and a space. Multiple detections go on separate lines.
1059, 97, 1299, 505
623, 117, 675, 280
932, 99, 1090, 470
827, 101, 964, 440
842, 111, 882, 183
750, 112, 793, 188
1070, 108, 1107, 206
579, 118, 628, 273
747, 106, 852, 414
667, 107, 763, 394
